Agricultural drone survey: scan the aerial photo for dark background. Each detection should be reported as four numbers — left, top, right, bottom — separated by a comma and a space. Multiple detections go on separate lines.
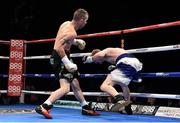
0, 0, 180, 104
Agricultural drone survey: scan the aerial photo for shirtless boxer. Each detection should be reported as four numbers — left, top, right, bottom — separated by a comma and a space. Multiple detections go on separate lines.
35, 8, 99, 119
83, 48, 143, 114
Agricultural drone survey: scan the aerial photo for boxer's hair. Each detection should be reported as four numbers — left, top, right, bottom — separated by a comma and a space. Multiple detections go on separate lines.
91, 49, 101, 56
73, 8, 88, 21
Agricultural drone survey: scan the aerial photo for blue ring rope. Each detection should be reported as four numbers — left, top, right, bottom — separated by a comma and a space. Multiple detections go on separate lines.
1, 72, 180, 78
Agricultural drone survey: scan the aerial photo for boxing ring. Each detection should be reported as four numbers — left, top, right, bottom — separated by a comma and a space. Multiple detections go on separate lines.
1, 20, 180, 122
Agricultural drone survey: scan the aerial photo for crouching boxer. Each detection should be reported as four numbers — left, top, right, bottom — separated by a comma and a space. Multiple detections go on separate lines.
83, 47, 143, 115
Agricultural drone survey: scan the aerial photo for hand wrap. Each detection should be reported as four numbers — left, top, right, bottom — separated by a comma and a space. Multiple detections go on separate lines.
62, 55, 77, 72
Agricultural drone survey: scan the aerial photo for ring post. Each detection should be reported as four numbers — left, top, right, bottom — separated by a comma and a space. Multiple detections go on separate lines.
7, 40, 24, 96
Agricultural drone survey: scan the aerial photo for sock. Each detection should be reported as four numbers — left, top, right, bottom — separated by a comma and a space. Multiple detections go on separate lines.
42, 103, 53, 110
44, 100, 52, 106
81, 100, 88, 107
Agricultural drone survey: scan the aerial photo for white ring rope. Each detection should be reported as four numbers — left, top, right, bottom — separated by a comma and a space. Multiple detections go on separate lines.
22, 90, 180, 99
0, 90, 178, 100
127, 44, 180, 53
0, 56, 9, 59
1, 44, 179, 59
22, 91, 180, 100
23, 44, 180, 59
24, 55, 50, 60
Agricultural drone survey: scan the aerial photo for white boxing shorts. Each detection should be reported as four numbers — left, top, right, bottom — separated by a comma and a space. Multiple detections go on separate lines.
110, 53, 143, 85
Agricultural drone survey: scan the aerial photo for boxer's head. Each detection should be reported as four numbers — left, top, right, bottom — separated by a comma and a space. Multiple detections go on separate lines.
73, 8, 89, 29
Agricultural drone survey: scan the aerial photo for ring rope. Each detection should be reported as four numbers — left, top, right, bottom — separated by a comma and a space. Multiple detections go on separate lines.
0, 40, 10, 44
1, 72, 180, 78
23, 20, 180, 44
17, 44, 180, 60
25, 72, 180, 78
127, 44, 180, 53
0, 56, 9, 59
0, 21, 180, 44
0, 90, 179, 100
23, 72, 180, 78
22, 91, 180, 100
78, 21, 180, 39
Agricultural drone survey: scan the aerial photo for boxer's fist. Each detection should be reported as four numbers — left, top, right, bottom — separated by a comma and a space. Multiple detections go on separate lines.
64, 63, 77, 73
74, 39, 86, 50
62, 55, 78, 72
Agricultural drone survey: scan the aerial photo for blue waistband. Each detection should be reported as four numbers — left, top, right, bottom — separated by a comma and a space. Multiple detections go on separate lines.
115, 53, 135, 64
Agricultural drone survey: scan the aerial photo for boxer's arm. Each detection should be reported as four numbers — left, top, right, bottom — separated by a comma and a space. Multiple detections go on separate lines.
83, 51, 105, 64
55, 35, 78, 72
92, 50, 106, 63
61, 55, 77, 72
54, 36, 67, 58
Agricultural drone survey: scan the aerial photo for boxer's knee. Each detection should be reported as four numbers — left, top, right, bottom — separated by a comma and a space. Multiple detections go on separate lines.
100, 83, 107, 92
62, 86, 70, 94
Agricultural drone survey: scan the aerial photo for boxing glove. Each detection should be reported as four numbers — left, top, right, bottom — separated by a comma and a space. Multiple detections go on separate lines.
82, 56, 93, 64
62, 55, 77, 72
73, 39, 86, 50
